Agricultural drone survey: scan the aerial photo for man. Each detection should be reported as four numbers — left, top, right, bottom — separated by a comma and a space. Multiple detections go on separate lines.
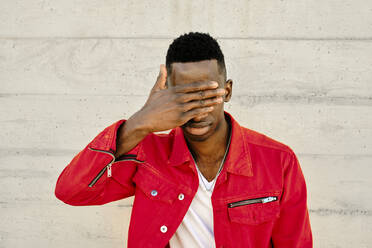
55, 32, 313, 247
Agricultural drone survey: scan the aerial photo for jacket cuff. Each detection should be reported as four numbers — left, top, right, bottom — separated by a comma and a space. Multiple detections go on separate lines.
88, 119, 126, 152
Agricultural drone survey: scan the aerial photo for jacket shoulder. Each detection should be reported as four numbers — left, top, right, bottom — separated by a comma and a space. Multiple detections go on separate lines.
241, 126, 293, 154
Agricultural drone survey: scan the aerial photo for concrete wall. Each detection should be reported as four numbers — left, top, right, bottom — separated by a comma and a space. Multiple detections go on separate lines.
1, 1, 371, 247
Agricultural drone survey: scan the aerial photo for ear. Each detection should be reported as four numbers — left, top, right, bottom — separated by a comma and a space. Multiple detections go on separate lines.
224, 79, 233, 102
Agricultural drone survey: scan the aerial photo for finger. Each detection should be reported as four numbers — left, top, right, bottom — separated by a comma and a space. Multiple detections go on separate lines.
152, 64, 167, 92
177, 88, 226, 103
183, 106, 214, 120
182, 96, 223, 112
174, 81, 219, 93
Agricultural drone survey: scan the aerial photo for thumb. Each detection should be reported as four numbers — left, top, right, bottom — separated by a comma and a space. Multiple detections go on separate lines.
152, 64, 167, 91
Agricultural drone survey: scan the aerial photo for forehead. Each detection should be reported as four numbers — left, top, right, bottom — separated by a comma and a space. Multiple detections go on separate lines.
169, 59, 221, 86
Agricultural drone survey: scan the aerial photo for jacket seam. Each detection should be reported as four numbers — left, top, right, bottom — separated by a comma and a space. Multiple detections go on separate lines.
247, 141, 293, 156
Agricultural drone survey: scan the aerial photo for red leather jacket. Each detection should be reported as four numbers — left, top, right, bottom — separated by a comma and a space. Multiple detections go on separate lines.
55, 112, 313, 248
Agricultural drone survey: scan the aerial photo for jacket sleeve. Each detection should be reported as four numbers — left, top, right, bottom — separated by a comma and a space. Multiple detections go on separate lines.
55, 119, 143, 206
271, 150, 313, 247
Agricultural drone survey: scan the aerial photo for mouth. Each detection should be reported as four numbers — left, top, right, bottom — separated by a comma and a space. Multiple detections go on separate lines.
185, 121, 211, 128
183, 121, 212, 136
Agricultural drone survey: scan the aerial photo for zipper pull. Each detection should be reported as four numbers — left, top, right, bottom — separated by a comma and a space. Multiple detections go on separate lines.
262, 196, 277, 203
107, 164, 112, 177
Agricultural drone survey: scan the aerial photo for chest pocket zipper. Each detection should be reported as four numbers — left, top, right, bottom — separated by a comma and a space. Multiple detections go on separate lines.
228, 196, 278, 208
227, 195, 280, 225
88, 147, 143, 187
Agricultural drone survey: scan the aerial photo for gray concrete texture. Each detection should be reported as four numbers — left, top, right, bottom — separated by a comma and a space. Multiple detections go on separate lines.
0, 0, 371, 247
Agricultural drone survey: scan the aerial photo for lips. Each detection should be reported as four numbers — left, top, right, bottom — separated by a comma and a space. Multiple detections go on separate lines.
183, 121, 212, 136
184, 121, 212, 129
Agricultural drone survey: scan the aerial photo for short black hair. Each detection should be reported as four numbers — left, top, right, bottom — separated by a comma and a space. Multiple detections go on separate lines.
166, 32, 226, 77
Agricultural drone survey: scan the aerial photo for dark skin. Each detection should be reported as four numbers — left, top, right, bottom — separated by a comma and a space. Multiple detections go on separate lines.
115, 59, 233, 182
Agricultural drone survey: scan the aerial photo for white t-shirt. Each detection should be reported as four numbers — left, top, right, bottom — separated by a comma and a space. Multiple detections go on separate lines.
170, 124, 231, 248
169, 165, 218, 248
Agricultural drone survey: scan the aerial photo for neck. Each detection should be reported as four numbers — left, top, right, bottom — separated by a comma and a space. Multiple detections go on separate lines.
186, 116, 230, 163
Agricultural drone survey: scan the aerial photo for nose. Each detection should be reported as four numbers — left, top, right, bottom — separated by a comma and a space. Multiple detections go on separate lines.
192, 113, 208, 122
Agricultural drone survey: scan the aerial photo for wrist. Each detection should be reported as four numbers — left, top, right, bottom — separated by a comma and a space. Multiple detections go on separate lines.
114, 111, 150, 158
125, 110, 152, 137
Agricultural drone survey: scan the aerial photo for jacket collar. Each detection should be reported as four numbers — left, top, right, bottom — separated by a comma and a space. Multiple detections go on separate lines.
168, 111, 253, 177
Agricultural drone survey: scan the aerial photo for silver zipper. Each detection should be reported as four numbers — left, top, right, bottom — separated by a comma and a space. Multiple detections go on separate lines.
228, 196, 278, 208
87, 147, 144, 187
88, 147, 115, 187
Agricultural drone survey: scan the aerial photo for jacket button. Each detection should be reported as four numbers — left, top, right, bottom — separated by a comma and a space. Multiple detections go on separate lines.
151, 190, 158, 196
160, 225, 168, 233
178, 193, 184, 200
